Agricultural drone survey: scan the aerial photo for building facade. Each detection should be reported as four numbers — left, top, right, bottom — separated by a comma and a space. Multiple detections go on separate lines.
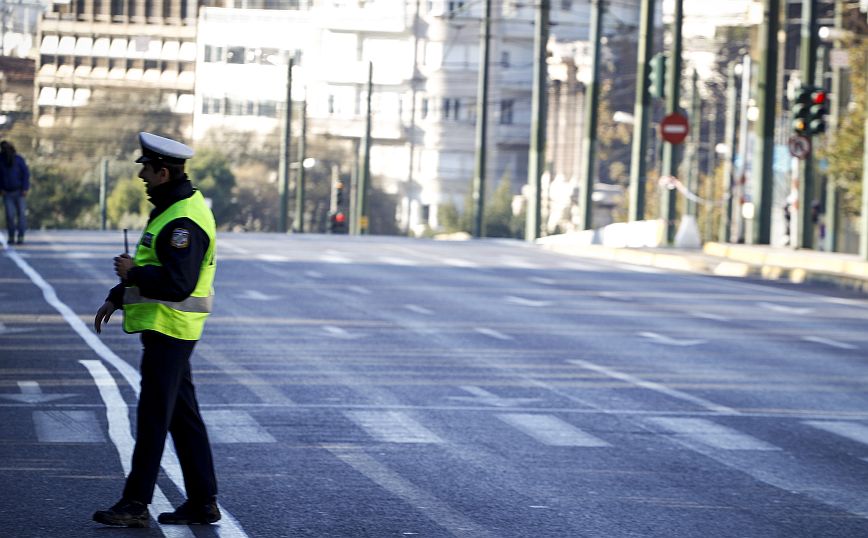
34, 0, 209, 133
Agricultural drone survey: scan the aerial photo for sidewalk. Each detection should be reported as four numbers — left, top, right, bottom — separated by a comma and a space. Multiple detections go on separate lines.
537, 237, 868, 294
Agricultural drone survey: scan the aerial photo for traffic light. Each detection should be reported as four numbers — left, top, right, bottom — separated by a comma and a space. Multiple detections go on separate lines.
808, 89, 827, 135
648, 53, 667, 100
334, 180, 344, 207
791, 85, 812, 136
329, 211, 347, 233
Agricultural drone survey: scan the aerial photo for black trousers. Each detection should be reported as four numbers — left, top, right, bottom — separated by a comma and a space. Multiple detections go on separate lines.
123, 330, 218, 504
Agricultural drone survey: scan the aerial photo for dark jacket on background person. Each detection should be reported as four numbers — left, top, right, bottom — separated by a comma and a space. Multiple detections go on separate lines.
106, 178, 209, 308
0, 153, 29, 192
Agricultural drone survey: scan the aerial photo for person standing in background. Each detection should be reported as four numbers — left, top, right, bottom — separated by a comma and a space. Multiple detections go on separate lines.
0, 140, 30, 245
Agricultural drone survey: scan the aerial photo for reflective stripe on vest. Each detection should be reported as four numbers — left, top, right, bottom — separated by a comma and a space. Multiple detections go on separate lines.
123, 190, 216, 341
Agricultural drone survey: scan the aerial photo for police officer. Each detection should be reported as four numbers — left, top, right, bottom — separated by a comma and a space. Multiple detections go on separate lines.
92, 132, 221, 528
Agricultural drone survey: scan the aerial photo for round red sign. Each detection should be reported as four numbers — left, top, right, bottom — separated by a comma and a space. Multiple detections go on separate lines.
660, 112, 689, 145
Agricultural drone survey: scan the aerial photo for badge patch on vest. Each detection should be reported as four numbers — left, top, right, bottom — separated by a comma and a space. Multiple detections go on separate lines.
170, 228, 190, 249
141, 233, 153, 248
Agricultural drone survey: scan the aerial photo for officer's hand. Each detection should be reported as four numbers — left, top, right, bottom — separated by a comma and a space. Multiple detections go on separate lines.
94, 301, 116, 334
114, 253, 133, 280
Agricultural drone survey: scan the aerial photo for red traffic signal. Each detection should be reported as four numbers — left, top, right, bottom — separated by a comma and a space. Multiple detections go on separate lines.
811, 90, 826, 105
334, 212, 346, 224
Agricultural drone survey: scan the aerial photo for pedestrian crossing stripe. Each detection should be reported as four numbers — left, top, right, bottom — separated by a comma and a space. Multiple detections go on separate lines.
345, 410, 443, 444
498, 413, 610, 447
647, 417, 780, 451
803, 421, 868, 447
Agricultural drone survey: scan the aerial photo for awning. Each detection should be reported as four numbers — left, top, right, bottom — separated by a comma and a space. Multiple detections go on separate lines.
72, 88, 91, 107
74, 37, 93, 56
161, 41, 179, 61
57, 36, 75, 55
109, 38, 127, 58
55, 87, 74, 107
37, 86, 56, 106
92, 37, 110, 56
179, 41, 196, 62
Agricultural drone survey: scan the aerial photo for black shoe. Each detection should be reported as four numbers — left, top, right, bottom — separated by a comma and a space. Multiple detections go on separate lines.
93, 499, 150, 528
15, 236, 23, 245
158, 498, 221, 525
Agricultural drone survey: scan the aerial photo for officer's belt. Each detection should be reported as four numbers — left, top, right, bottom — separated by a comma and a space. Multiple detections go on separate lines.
124, 287, 213, 313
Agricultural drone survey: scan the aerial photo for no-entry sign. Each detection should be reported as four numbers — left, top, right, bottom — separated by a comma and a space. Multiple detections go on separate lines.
660, 112, 689, 145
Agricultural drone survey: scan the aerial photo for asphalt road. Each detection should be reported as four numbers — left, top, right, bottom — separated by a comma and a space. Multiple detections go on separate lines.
1, 230, 868, 537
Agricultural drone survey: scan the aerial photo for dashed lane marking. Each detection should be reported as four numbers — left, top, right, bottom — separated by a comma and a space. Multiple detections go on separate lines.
498, 413, 610, 447
801, 336, 858, 350
345, 410, 443, 444
647, 417, 780, 451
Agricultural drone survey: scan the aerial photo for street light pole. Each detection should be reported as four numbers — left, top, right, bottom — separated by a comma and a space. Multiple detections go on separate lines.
660, 0, 683, 244
472, 0, 492, 238
628, 0, 655, 223
525, 0, 548, 241
278, 58, 293, 234
578, 0, 604, 231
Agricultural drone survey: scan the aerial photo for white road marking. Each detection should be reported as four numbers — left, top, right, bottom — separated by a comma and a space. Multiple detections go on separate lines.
0, 322, 34, 336
498, 413, 610, 447
801, 336, 858, 350
500, 257, 540, 269
321, 250, 352, 264
505, 295, 551, 308
597, 291, 632, 301
474, 327, 513, 341
442, 257, 479, 268
81, 361, 195, 538
638, 331, 706, 347
404, 304, 434, 315
345, 411, 443, 444
202, 410, 276, 443
805, 421, 868, 446
0, 380, 76, 404
757, 302, 813, 315
558, 262, 596, 271
327, 448, 495, 537
235, 290, 277, 301
379, 256, 417, 266
2, 238, 247, 537
305, 270, 324, 279
648, 417, 779, 451
567, 359, 737, 414
322, 325, 361, 339
689, 311, 730, 322
348, 285, 372, 295
219, 241, 250, 255
33, 410, 105, 443
529, 277, 556, 285
256, 254, 290, 262
447, 386, 542, 408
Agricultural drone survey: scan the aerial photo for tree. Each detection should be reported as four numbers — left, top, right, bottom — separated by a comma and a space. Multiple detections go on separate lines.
823, 32, 868, 220
26, 163, 98, 229
187, 149, 236, 228
107, 176, 149, 229
485, 177, 522, 238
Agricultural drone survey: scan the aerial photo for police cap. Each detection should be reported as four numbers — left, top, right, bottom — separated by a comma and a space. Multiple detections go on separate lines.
135, 132, 194, 165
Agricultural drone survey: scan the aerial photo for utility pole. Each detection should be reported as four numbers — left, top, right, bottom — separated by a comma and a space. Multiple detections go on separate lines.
472, 0, 492, 238
862, 114, 868, 259
750, 0, 779, 245
720, 62, 739, 242
99, 158, 108, 231
796, 0, 817, 249
660, 0, 683, 243
357, 61, 373, 235
293, 96, 307, 233
685, 68, 699, 218
826, 0, 845, 252
525, 0, 549, 241
278, 58, 293, 234
735, 54, 751, 243
578, 0, 604, 230
628, 0, 655, 222
705, 102, 716, 242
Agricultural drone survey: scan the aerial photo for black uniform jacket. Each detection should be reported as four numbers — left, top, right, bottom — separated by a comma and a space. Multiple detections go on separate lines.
107, 178, 210, 309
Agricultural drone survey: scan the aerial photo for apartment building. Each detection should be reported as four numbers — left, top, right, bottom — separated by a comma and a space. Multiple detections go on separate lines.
34, 0, 211, 133
194, 0, 631, 232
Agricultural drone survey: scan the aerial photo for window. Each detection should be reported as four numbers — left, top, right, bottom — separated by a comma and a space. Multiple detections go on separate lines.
442, 98, 460, 121
226, 47, 245, 64
328, 95, 335, 114
561, 0, 572, 10
499, 99, 514, 125
500, 51, 510, 67
258, 100, 277, 117
447, 1, 464, 13
420, 97, 428, 119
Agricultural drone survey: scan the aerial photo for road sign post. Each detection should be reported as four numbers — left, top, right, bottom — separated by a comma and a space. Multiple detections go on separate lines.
660, 112, 689, 145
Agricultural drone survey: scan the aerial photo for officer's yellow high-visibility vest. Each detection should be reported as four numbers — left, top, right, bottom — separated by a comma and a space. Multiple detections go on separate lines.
123, 190, 216, 340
